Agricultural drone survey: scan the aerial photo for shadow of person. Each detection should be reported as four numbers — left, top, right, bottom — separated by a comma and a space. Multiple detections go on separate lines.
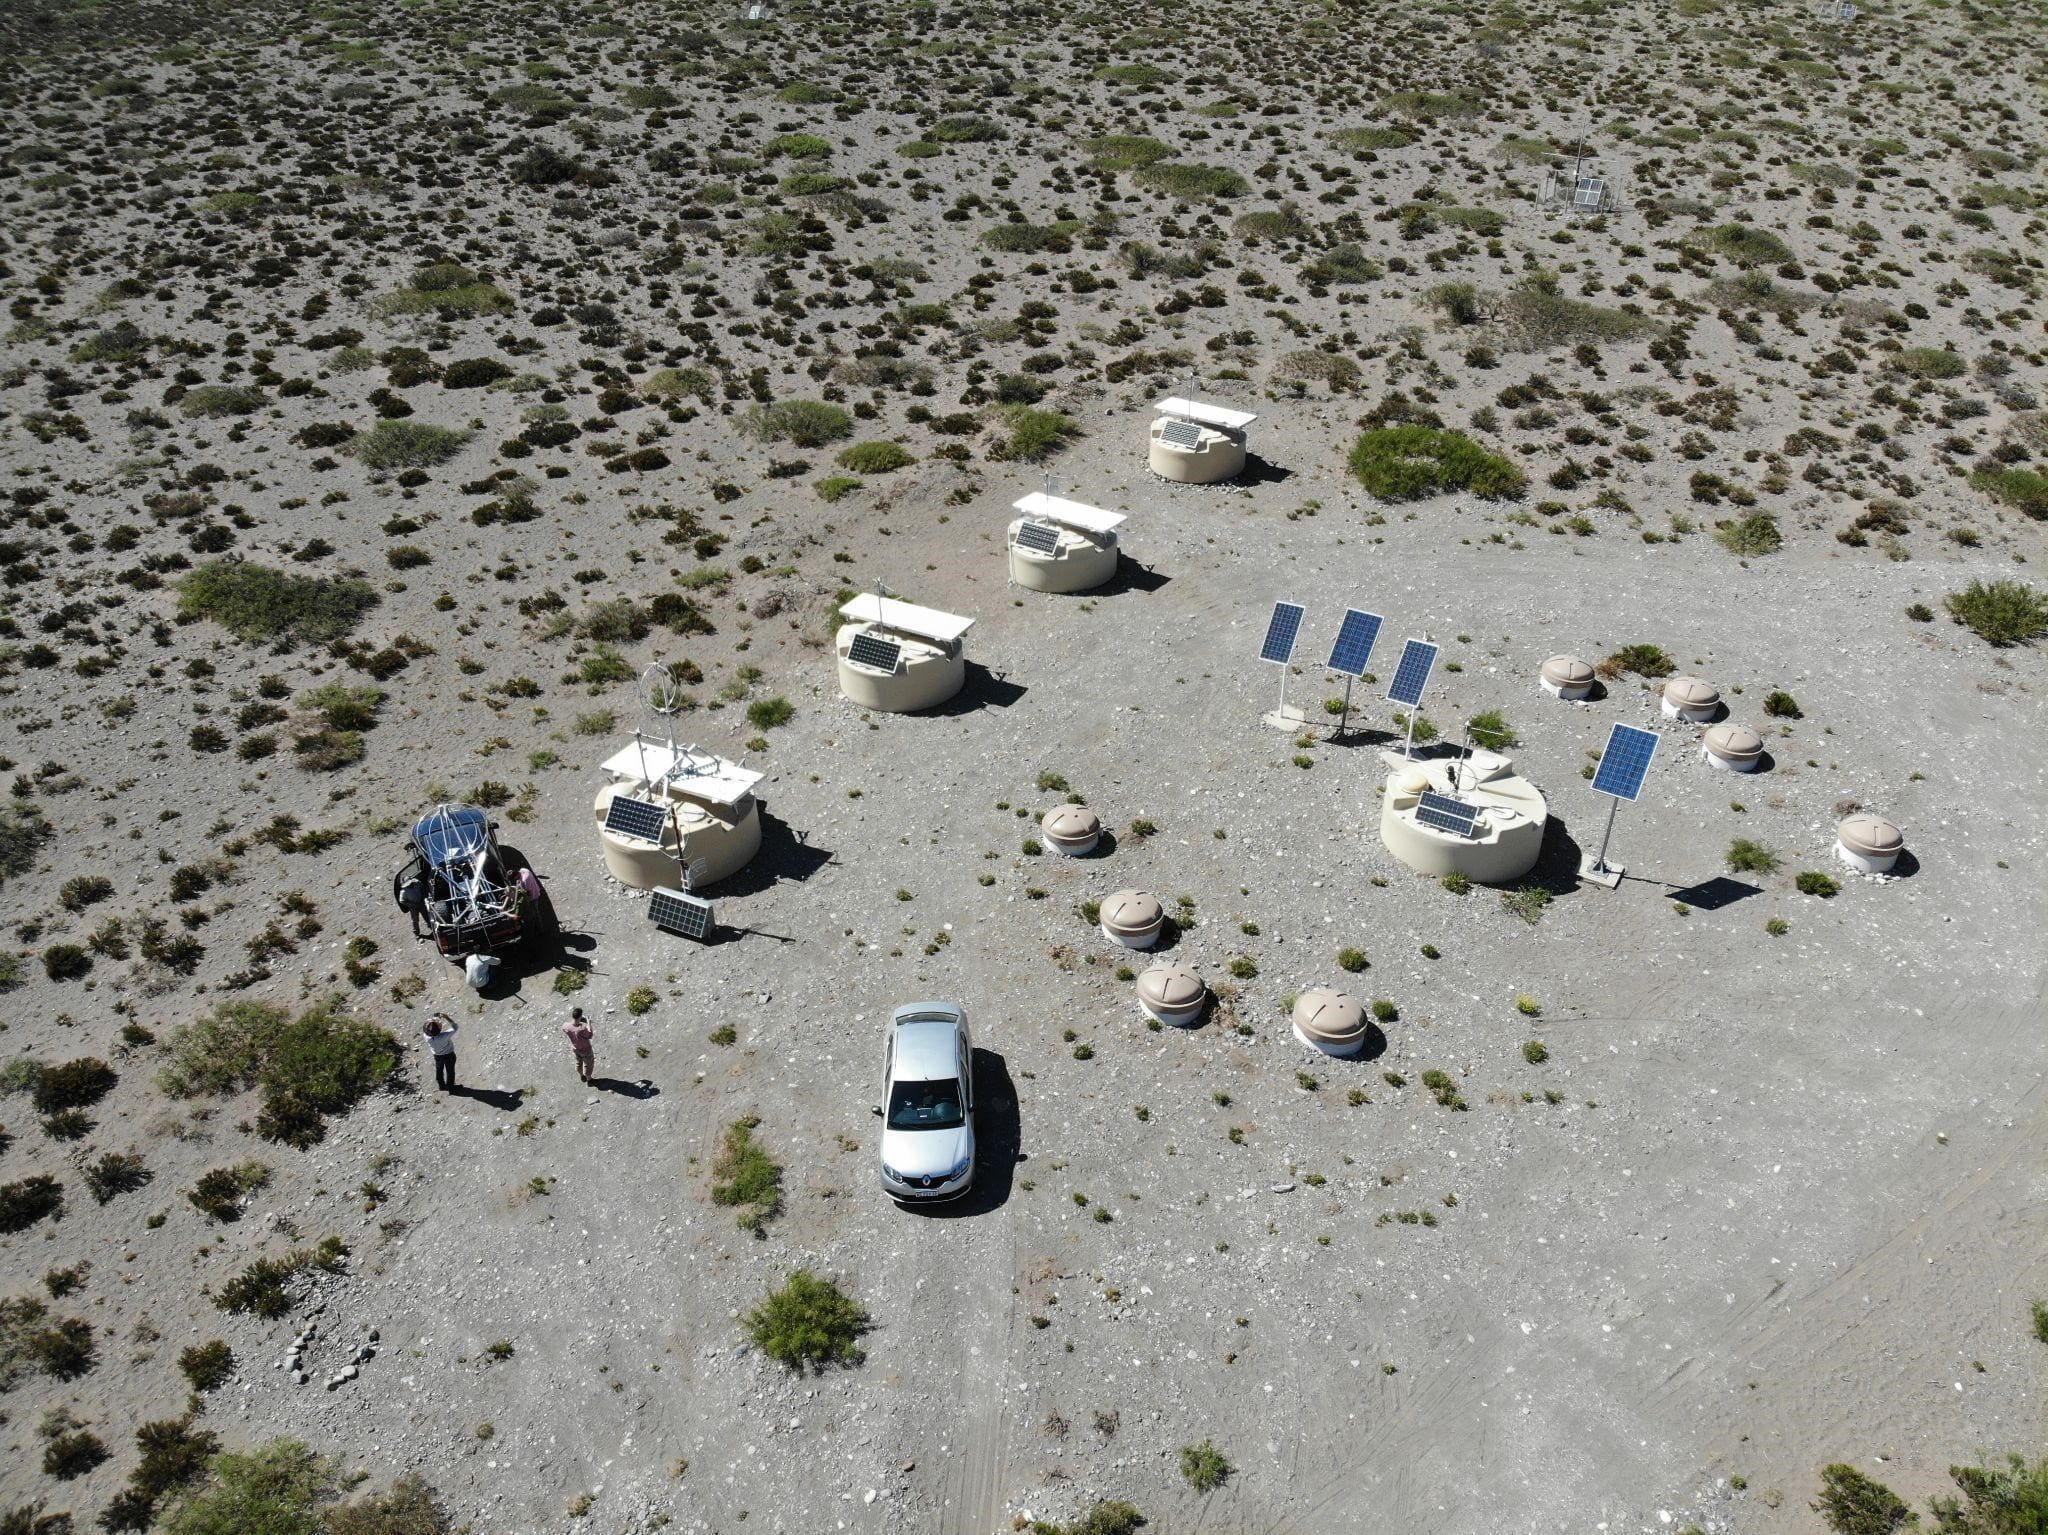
589, 1077, 660, 1100
448, 1085, 525, 1111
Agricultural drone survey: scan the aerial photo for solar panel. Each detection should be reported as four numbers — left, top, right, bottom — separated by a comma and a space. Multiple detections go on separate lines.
1387, 639, 1438, 707
845, 631, 902, 672
1415, 790, 1480, 837
1591, 722, 1659, 802
648, 886, 715, 939
604, 795, 671, 845
1259, 602, 1305, 665
1326, 608, 1384, 677
1014, 520, 1061, 555
1574, 177, 1606, 209
1160, 419, 1204, 450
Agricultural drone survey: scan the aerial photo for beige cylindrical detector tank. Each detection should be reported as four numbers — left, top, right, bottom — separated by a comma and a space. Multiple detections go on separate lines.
1147, 395, 1257, 484
1378, 751, 1547, 884
833, 592, 974, 713
592, 782, 761, 890
1007, 518, 1119, 593
1292, 988, 1368, 1058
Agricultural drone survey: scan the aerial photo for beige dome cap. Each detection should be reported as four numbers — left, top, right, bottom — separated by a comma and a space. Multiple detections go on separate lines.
1100, 889, 1163, 935
1702, 723, 1763, 761
1396, 765, 1431, 795
1838, 812, 1903, 856
1292, 987, 1366, 1048
1663, 676, 1720, 709
1041, 803, 1101, 845
1541, 655, 1594, 687
1136, 964, 1206, 1011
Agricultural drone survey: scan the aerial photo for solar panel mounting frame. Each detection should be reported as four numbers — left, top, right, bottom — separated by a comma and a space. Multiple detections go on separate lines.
604, 794, 671, 845
648, 886, 715, 940
845, 631, 903, 673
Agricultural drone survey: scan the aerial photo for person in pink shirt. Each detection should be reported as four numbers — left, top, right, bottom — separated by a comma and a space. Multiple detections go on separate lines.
563, 1006, 595, 1084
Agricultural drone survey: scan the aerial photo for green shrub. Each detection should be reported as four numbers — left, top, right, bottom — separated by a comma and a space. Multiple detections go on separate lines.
746, 697, 794, 729
1522, 1040, 1549, 1064
71, 319, 149, 363
1946, 579, 2048, 646
764, 132, 832, 158
214, 1239, 346, 1318
1134, 162, 1249, 198
1086, 134, 1171, 170
744, 1270, 871, 1371
179, 1339, 235, 1391
1337, 947, 1368, 973
928, 115, 1007, 142
1796, 871, 1840, 897
1814, 1462, 1910, 1535
1348, 426, 1527, 502
177, 561, 378, 645
348, 420, 471, 470
1715, 513, 1783, 555
1694, 222, 1794, 267
1502, 887, 1552, 925
815, 475, 862, 502
1497, 273, 1659, 351
157, 1438, 332, 1535
180, 384, 265, 419
984, 220, 1083, 253
1030, 1502, 1148, 1535
0, 798, 54, 885
84, 1151, 151, 1205
256, 1000, 401, 1147
42, 944, 90, 981
45, 1424, 111, 1478
0, 1174, 65, 1233
189, 1160, 272, 1221
101, 1416, 220, 1532
1892, 346, 1965, 380
1972, 467, 2048, 519
1331, 125, 1413, 151
748, 399, 852, 447
836, 441, 915, 473
1466, 710, 1517, 750
710, 1118, 784, 1234
1726, 839, 1779, 874
992, 407, 1077, 462
1382, 89, 1480, 118
32, 1057, 116, 1113
441, 357, 514, 389
1605, 643, 1674, 677
1762, 690, 1802, 718
1179, 1441, 1231, 1492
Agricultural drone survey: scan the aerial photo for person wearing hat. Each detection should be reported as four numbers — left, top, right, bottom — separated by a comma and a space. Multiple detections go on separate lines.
563, 1006, 595, 1085
421, 1014, 459, 1092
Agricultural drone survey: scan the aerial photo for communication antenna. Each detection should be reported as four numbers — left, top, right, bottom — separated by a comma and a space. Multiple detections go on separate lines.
1580, 721, 1659, 888
1385, 638, 1439, 758
875, 580, 896, 636
1323, 608, 1384, 738
1258, 601, 1307, 730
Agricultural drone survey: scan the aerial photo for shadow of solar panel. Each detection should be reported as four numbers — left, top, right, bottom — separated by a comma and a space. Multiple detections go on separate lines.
1014, 520, 1060, 555
1415, 790, 1480, 837
604, 795, 671, 844
1388, 639, 1438, 706
648, 887, 714, 938
1259, 602, 1305, 663
846, 632, 902, 672
1591, 723, 1659, 801
1327, 609, 1384, 676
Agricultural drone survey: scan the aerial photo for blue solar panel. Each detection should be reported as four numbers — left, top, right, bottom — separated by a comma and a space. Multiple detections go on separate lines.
1387, 640, 1438, 707
1591, 723, 1659, 802
1326, 609, 1383, 678
1415, 790, 1479, 837
1259, 602, 1305, 665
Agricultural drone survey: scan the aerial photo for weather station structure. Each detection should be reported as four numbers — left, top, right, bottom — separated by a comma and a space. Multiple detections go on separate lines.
1148, 393, 1256, 484
1007, 485, 1126, 594
1378, 750, 1549, 885
593, 665, 763, 918
834, 587, 974, 713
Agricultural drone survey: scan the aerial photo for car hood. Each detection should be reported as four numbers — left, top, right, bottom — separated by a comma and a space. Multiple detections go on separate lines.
881, 1123, 973, 1178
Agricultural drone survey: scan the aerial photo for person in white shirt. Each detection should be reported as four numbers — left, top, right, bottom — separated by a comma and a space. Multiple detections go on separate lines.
421, 1014, 458, 1092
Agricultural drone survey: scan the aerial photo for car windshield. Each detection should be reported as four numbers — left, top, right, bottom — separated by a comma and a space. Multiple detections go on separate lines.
887, 1077, 964, 1131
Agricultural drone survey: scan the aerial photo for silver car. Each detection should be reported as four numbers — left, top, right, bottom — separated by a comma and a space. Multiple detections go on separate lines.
878, 1002, 976, 1201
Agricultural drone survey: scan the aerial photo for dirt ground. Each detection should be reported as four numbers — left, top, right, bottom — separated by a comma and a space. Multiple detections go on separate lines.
2, 0, 2046, 1531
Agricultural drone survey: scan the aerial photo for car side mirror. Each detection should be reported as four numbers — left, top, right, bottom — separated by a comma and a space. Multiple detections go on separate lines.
870, 1105, 883, 1117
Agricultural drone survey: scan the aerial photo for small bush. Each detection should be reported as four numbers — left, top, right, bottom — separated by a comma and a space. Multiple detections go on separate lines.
101, 1416, 220, 1531
1501, 887, 1552, 925
1179, 1441, 1231, 1492
1796, 871, 1840, 898
748, 399, 852, 447
992, 406, 1078, 462
1727, 839, 1779, 874
441, 357, 514, 389
45, 1425, 111, 1479
32, 1057, 116, 1113
836, 441, 916, 474
1466, 710, 1517, 750
348, 420, 471, 471
214, 1239, 346, 1318
1337, 947, 1368, 973
746, 696, 795, 730
1348, 426, 1526, 502
744, 1270, 871, 1371
1135, 162, 1250, 198
1, 798, 55, 886
1695, 222, 1794, 268
1714, 513, 1783, 556
179, 1340, 235, 1392
814, 474, 863, 502
1814, 1462, 1910, 1535
188, 1160, 271, 1221
0, 1175, 65, 1232
1946, 579, 2048, 646
42, 944, 91, 981
180, 384, 266, 419
1086, 134, 1171, 170
710, 1118, 784, 1234
1762, 690, 1802, 719
1522, 1040, 1549, 1064
177, 561, 378, 646
84, 1151, 151, 1205
1972, 467, 2048, 520
1605, 643, 1674, 678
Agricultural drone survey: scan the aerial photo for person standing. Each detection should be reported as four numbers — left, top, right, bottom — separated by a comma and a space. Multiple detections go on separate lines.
563, 1006, 595, 1085
422, 1014, 458, 1092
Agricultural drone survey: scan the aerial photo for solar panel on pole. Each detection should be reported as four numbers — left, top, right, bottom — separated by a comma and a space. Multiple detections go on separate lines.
648, 887, 715, 939
1326, 609, 1384, 677
1591, 722, 1659, 801
1415, 791, 1481, 837
1259, 602, 1305, 665
846, 632, 902, 672
1387, 640, 1438, 707
604, 795, 670, 845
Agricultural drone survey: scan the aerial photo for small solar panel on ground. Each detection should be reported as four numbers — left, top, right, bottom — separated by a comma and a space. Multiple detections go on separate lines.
648, 887, 715, 939
1327, 608, 1384, 677
1574, 177, 1606, 209
1259, 602, 1305, 664
1160, 419, 1204, 449
846, 632, 903, 672
1387, 639, 1439, 707
1014, 520, 1061, 555
604, 795, 670, 844
1415, 791, 1481, 837
1591, 722, 1660, 801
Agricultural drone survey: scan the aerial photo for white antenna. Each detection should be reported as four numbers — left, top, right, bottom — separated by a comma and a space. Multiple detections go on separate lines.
875, 580, 894, 635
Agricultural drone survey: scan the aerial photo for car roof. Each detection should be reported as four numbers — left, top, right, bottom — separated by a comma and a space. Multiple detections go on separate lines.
891, 1015, 962, 1079
413, 805, 491, 869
